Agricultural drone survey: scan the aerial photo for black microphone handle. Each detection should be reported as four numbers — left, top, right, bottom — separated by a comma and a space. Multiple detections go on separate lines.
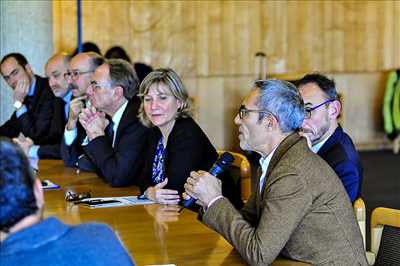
183, 164, 224, 208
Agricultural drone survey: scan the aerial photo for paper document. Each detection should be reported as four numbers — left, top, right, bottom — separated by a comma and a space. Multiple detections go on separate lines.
76, 196, 155, 208
41, 179, 60, 190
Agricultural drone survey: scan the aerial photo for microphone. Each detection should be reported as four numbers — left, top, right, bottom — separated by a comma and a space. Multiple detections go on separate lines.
183, 152, 235, 208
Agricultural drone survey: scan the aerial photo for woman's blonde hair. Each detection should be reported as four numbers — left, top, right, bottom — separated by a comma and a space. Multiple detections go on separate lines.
138, 68, 192, 127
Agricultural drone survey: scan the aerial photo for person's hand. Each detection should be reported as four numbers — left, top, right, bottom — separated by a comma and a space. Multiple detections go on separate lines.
183, 170, 222, 208
13, 78, 29, 103
79, 107, 108, 141
145, 178, 180, 205
13, 136, 34, 157
144, 204, 180, 242
67, 96, 86, 130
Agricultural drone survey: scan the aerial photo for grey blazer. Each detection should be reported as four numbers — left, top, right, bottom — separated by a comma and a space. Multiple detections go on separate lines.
202, 133, 368, 266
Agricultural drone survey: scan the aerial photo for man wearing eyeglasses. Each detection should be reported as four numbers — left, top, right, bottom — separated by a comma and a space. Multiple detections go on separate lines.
184, 80, 368, 265
14, 53, 73, 160
66, 59, 149, 187
61, 52, 104, 169
0, 138, 135, 266
0, 53, 57, 144
296, 73, 362, 203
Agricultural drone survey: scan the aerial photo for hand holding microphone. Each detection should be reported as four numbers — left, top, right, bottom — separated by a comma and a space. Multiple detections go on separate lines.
182, 152, 234, 209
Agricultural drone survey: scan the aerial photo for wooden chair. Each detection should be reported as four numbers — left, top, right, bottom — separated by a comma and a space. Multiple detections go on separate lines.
368, 207, 400, 265
217, 150, 251, 202
353, 198, 367, 249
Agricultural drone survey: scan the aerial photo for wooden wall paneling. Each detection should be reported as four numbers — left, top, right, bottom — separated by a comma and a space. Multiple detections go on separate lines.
208, 1, 223, 76
221, 1, 234, 76
394, 1, 400, 68
179, 2, 197, 77
196, 1, 209, 76
286, 1, 301, 73
197, 77, 225, 148
248, 1, 262, 77
330, 1, 345, 72
261, 1, 288, 74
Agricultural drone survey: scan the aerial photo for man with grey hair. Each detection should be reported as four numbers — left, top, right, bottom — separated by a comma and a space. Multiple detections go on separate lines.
184, 80, 368, 265
69, 59, 149, 186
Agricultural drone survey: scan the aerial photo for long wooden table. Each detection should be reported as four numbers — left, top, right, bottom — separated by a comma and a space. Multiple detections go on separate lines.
39, 160, 309, 266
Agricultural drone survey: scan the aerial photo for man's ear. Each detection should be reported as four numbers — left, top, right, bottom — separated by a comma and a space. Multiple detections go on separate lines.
24, 64, 33, 76
328, 100, 341, 119
114, 86, 124, 98
33, 178, 44, 210
263, 114, 277, 131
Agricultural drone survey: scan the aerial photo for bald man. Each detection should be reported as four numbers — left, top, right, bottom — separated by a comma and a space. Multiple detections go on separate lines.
14, 53, 72, 159
61, 52, 104, 169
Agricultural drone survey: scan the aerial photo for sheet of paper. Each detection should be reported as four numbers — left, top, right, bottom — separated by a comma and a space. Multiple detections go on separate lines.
41, 179, 60, 190
79, 196, 155, 208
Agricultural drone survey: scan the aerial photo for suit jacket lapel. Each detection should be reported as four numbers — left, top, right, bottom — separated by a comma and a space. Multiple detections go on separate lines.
113, 97, 140, 147
259, 133, 303, 199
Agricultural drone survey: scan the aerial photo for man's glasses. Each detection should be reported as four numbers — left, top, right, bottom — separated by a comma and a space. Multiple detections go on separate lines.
238, 105, 272, 119
65, 191, 92, 202
304, 99, 335, 119
64, 70, 94, 81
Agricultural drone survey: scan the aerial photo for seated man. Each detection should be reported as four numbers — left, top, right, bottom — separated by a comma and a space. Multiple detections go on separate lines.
61, 52, 104, 168
14, 53, 73, 159
184, 80, 368, 265
0, 138, 135, 266
66, 59, 149, 187
0, 53, 58, 144
296, 73, 363, 202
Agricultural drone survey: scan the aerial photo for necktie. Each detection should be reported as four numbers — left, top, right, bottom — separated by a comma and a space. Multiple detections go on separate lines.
24, 96, 34, 110
105, 120, 114, 142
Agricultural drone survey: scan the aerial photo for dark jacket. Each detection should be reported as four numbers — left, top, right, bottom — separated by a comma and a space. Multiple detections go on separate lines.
137, 117, 243, 209
317, 125, 363, 202
0, 75, 59, 145
62, 97, 150, 187
37, 97, 68, 159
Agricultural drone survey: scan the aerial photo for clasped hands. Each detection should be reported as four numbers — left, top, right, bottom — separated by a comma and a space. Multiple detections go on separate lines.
78, 106, 109, 141
146, 171, 222, 209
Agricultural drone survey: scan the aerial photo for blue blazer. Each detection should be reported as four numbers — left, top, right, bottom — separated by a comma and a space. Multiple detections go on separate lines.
317, 126, 363, 202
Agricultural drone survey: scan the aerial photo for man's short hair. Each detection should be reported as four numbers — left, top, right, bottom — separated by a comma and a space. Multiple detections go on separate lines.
107, 58, 139, 100
0, 138, 37, 232
295, 73, 337, 100
255, 79, 304, 133
0, 53, 29, 68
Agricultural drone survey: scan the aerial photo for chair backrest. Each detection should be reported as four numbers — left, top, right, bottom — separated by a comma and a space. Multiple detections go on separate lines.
353, 198, 367, 249
370, 207, 400, 266
217, 150, 251, 202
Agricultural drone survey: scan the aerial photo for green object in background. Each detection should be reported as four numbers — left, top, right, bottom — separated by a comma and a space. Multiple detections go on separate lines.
392, 77, 400, 131
383, 71, 398, 138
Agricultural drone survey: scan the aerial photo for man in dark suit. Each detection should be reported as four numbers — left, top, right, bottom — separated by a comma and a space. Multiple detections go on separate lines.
0, 53, 57, 144
296, 73, 363, 203
184, 80, 368, 265
14, 53, 72, 160
71, 59, 149, 187
61, 52, 104, 168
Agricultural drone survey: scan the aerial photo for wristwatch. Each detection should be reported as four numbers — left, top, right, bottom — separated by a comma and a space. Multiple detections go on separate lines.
13, 100, 23, 109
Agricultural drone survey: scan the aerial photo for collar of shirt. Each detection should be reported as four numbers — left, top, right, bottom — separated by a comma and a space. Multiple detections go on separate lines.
258, 145, 278, 192
310, 134, 330, 153
63, 90, 73, 120
27, 77, 36, 96
0, 217, 68, 255
110, 101, 128, 144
